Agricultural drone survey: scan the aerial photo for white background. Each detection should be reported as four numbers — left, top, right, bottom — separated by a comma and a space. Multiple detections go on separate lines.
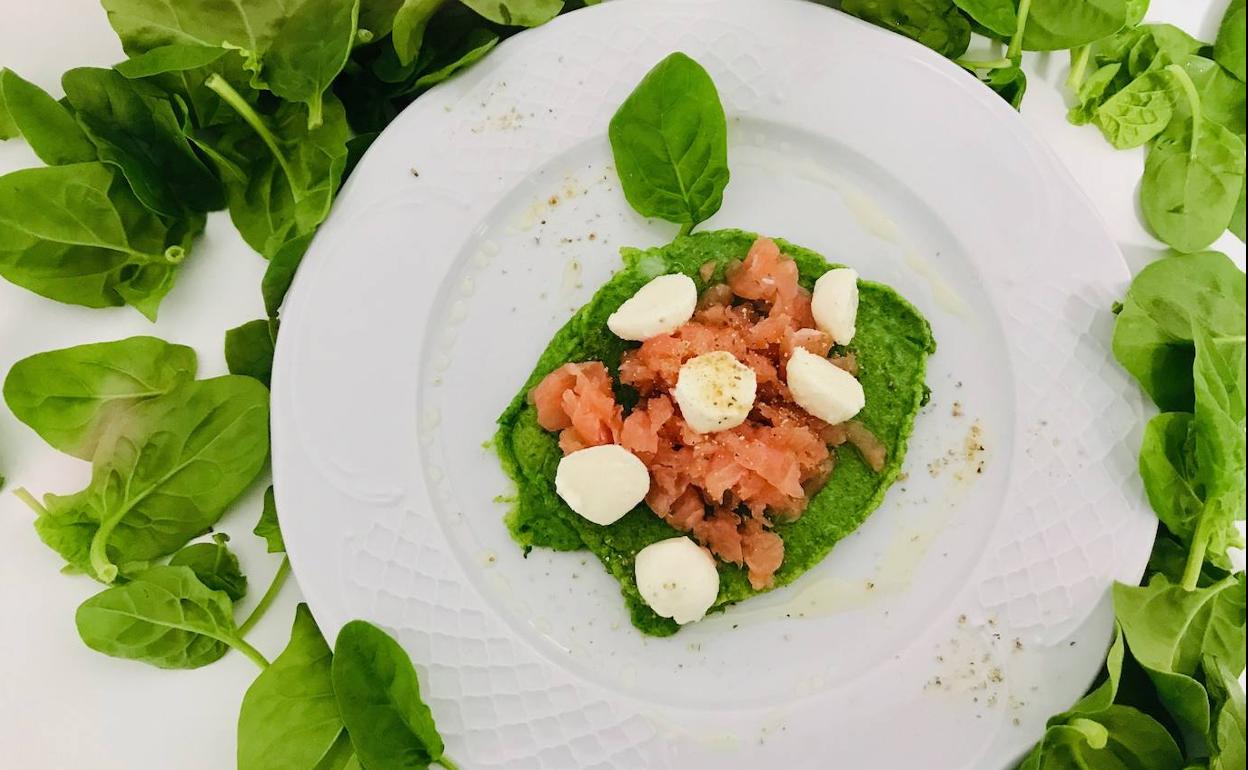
0, 1, 1243, 768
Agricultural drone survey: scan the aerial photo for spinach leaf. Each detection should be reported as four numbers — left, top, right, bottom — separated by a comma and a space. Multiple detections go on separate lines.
1138, 413, 1203, 545
1094, 71, 1173, 149
0, 85, 15, 139
62, 67, 225, 216
1182, 56, 1247, 137
409, 28, 499, 90
114, 43, 229, 78
359, 0, 408, 39
1111, 251, 1246, 411
1232, 179, 1246, 241
1020, 706, 1184, 770
1124, 0, 1149, 26
3, 336, 197, 459
1125, 25, 1203, 77
225, 319, 277, 387
1148, 532, 1231, 588
951, 0, 1015, 38
169, 533, 248, 601
238, 604, 353, 770
392, 0, 445, 66
262, 232, 315, 317
841, 0, 971, 59
1113, 575, 1247, 749
76, 565, 267, 669
1204, 655, 1247, 770
0, 162, 202, 319
262, 0, 360, 129
1140, 67, 1246, 254
1022, 0, 1129, 52
0, 69, 98, 165
26, 376, 270, 582
985, 66, 1027, 109
332, 620, 454, 770
1069, 63, 1125, 125
254, 486, 286, 553
609, 53, 730, 233
1214, 0, 1246, 82
203, 78, 349, 257
459, 0, 561, 27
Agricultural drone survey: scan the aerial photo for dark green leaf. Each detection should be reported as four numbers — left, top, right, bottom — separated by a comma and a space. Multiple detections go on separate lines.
0, 69, 97, 164
169, 533, 247, 601
3, 336, 197, 459
225, 319, 276, 387
608, 53, 730, 230
952, 0, 1015, 37
1214, 0, 1246, 82
1111, 251, 1246, 411
238, 604, 352, 770
28, 376, 270, 582
1148, 532, 1231, 587
1094, 71, 1174, 149
344, 132, 379, 180
262, 0, 360, 128
1023, 0, 1129, 52
841, 0, 971, 58
333, 620, 450, 770
0, 162, 202, 318
115, 44, 228, 78
359, 0, 408, 38
985, 66, 1027, 110
262, 233, 315, 318
254, 486, 286, 554
1023, 706, 1184, 770
459, 0, 561, 27
75, 565, 244, 669
410, 27, 498, 90
62, 67, 225, 215
1204, 655, 1247, 770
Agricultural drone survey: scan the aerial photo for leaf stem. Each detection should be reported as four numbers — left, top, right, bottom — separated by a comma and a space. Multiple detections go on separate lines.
435, 756, 460, 770
89, 514, 123, 583
1181, 506, 1214, 591
678, 222, 693, 237
1165, 63, 1203, 157
1007, 0, 1032, 61
204, 74, 297, 183
956, 57, 1013, 71
1067, 46, 1091, 90
13, 487, 48, 517
228, 634, 271, 669
239, 556, 290, 636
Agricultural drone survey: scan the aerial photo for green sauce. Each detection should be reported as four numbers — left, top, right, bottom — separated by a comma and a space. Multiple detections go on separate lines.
494, 229, 936, 636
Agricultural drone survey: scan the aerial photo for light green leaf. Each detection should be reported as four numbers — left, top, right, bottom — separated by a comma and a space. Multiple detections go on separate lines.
392, 0, 445, 66
1094, 71, 1173, 149
0, 69, 98, 165
952, 0, 1015, 37
262, 0, 360, 128
169, 533, 248, 602
253, 486, 286, 554
842, 0, 971, 58
1214, 0, 1246, 82
1023, 0, 1129, 52
459, 0, 561, 27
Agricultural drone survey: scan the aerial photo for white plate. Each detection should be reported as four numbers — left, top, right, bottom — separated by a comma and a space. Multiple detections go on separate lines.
271, 1, 1157, 766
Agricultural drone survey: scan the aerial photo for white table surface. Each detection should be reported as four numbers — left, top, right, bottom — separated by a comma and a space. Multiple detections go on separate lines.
0, 1, 1243, 768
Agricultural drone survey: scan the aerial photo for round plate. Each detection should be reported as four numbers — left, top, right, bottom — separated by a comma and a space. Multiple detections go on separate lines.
272, 1, 1156, 766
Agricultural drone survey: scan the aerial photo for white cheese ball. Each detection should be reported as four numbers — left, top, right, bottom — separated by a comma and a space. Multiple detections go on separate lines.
673, 351, 757, 433
635, 537, 720, 624
786, 347, 865, 425
555, 444, 650, 525
811, 268, 859, 346
607, 273, 698, 341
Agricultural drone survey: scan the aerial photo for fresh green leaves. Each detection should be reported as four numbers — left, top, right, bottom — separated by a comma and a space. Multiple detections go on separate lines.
1214, 0, 1246, 82
169, 533, 248, 601
1021, 0, 1129, 52
76, 565, 266, 669
392, 0, 445, 65
3, 336, 197, 459
0, 69, 97, 165
238, 605, 352, 770
28, 375, 270, 582
262, 0, 360, 128
0, 162, 202, 319
226, 319, 277, 387
254, 486, 286, 553
459, 0, 562, 27
951, 0, 1015, 38
609, 53, 730, 234
842, 0, 971, 58
1093, 71, 1173, 149
332, 620, 451, 770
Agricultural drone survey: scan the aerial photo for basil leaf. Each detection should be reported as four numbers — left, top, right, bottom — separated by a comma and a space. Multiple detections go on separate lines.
225, 319, 277, 387
262, 0, 360, 129
332, 620, 452, 770
609, 52, 730, 232
841, 0, 971, 58
254, 486, 286, 554
1214, 0, 1246, 82
952, 0, 1015, 38
1023, 0, 1129, 52
169, 533, 248, 601
27, 376, 270, 582
0, 162, 202, 319
1111, 251, 1246, 411
203, 84, 349, 257
3, 336, 197, 459
459, 0, 561, 27
1093, 71, 1173, 149
238, 604, 353, 770
0, 69, 97, 165
76, 565, 261, 669
62, 66, 225, 215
